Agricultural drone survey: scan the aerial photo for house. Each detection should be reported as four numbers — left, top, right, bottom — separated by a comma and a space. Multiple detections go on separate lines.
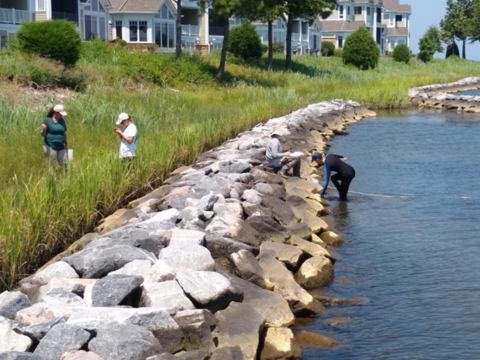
320, 0, 411, 55
0, 0, 34, 48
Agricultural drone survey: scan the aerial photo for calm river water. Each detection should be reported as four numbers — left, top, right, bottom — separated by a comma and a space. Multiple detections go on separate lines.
301, 110, 480, 360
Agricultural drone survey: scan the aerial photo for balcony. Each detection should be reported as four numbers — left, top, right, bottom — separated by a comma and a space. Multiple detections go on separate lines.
0, 8, 32, 24
181, 24, 200, 36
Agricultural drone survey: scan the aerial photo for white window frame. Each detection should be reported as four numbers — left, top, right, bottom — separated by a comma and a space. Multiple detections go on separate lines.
339, 5, 344, 19
36, 0, 45, 11
389, 14, 394, 27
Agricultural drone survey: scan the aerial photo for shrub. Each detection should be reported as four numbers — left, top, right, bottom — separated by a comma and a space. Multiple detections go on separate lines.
341, 27, 379, 70
272, 42, 285, 54
261, 44, 268, 53
334, 48, 343, 57
228, 24, 263, 61
321, 41, 335, 57
393, 44, 411, 64
16, 20, 81, 67
446, 41, 460, 58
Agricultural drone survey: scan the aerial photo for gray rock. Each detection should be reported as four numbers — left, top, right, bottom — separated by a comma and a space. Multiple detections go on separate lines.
218, 161, 251, 174
146, 260, 175, 283
159, 244, 214, 272
210, 346, 243, 360
177, 218, 206, 231
88, 324, 163, 360
29, 278, 96, 304
242, 202, 273, 219
0, 292, 31, 320
198, 194, 222, 212
140, 281, 195, 314
67, 307, 182, 352
40, 289, 86, 307
108, 260, 152, 279
176, 270, 243, 313
86, 235, 166, 258
34, 324, 91, 360
287, 236, 333, 259
205, 213, 258, 247
173, 309, 217, 349
213, 302, 264, 360
63, 245, 155, 279
262, 197, 298, 227
91, 275, 144, 307
0, 324, 33, 352
241, 190, 263, 206
250, 169, 284, 185
287, 222, 312, 239
204, 233, 259, 258
245, 217, 289, 243
229, 250, 266, 288
230, 183, 247, 200
134, 208, 180, 231
15, 303, 76, 327
59, 350, 104, 360
0, 352, 44, 360
178, 207, 204, 222
175, 348, 211, 360
258, 254, 325, 317
213, 201, 243, 220
193, 178, 231, 199
21, 317, 66, 343
27, 262, 79, 286
259, 241, 304, 269
145, 354, 176, 360
169, 229, 206, 247
254, 183, 286, 200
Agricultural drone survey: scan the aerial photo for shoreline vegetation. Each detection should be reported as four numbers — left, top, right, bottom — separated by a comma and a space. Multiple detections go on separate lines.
1, 40, 480, 291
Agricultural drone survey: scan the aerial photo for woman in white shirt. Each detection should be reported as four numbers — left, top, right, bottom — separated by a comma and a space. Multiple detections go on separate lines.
114, 112, 137, 160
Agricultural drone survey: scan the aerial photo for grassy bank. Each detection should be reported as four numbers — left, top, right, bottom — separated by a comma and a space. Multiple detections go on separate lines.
1, 42, 480, 290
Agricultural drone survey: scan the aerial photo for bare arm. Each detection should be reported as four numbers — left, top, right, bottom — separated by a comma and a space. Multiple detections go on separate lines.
114, 127, 134, 144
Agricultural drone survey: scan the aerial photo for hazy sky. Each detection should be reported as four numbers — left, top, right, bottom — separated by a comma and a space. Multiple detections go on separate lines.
409, 0, 480, 60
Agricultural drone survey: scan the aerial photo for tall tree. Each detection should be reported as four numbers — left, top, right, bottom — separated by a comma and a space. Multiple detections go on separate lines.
418, 26, 444, 63
283, 0, 336, 70
441, 0, 474, 59
175, 0, 183, 58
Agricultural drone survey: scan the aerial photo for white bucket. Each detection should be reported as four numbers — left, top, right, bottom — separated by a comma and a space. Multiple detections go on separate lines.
67, 149, 74, 161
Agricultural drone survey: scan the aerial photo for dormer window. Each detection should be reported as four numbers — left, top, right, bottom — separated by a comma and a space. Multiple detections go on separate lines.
339, 5, 344, 19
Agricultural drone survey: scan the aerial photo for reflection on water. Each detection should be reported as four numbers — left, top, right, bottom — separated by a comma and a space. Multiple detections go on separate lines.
302, 111, 480, 360
451, 89, 480, 97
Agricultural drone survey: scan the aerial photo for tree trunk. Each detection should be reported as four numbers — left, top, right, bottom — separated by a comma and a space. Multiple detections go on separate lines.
462, 38, 466, 59
268, 20, 273, 71
217, 17, 230, 82
176, 0, 182, 58
285, 14, 293, 71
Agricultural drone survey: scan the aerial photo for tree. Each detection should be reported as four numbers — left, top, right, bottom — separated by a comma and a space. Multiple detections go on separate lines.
175, 0, 183, 58
418, 26, 444, 63
228, 24, 263, 60
341, 26, 379, 70
441, 0, 474, 59
16, 20, 81, 67
283, 0, 337, 70
446, 41, 460, 58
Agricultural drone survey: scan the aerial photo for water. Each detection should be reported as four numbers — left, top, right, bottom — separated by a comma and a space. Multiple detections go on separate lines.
302, 111, 480, 360
452, 89, 480, 96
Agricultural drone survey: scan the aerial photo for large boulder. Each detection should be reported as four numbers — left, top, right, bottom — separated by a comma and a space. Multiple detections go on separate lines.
108, 260, 152, 279
0, 323, 33, 352
253, 183, 286, 200
91, 275, 144, 307
15, 303, 76, 326
294, 256, 334, 289
258, 254, 325, 317
260, 327, 301, 360
62, 245, 155, 279
27, 278, 96, 304
21, 317, 66, 344
0, 353, 44, 360
320, 231, 344, 247
261, 197, 298, 227
205, 213, 259, 247
213, 302, 264, 360
176, 270, 243, 313
259, 242, 303, 269
21, 262, 78, 287
60, 350, 104, 360
229, 250, 266, 288
34, 324, 91, 360
140, 281, 195, 314
159, 244, 215, 272
204, 233, 259, 258
287, 236, 333, 259
0, 292, 31, 320
39, 289, 86, 307
173, 309, 217, 349
88, 324, 163, 360
134, 208, 180, 231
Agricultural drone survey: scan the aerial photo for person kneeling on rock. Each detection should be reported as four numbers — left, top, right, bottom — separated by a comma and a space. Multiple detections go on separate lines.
312, 151, 355, 202
266, 129, 301, 177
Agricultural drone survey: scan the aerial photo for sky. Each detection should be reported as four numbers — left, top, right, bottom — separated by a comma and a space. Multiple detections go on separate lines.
409, 0, 480, 61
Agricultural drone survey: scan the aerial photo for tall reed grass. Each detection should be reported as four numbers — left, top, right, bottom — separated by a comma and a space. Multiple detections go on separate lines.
1, 47, 480, 290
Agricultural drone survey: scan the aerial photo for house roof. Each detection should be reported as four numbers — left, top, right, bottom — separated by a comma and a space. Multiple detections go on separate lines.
321, 20, 366, 32
381, 0, 411, 13
109, 0, 165, 13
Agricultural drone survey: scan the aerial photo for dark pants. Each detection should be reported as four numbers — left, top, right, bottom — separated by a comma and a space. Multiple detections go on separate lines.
274, 157, 301, 177
331, 171, 355, 201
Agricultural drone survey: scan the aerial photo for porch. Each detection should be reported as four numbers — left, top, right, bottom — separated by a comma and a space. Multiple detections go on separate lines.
0, 8, 32, 24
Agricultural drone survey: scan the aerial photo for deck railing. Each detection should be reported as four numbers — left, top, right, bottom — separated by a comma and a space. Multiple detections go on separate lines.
0, 8, 32, 24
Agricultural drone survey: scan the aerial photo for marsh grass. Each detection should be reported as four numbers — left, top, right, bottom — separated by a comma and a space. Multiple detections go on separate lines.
1, 49, 480, 290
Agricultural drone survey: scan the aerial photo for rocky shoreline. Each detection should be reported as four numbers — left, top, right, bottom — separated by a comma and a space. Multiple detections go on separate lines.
0, 99, 376, 360
410, 76, 480, 112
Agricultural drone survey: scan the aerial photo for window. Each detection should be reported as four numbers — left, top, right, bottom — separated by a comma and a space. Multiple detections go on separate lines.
396, 15, 403, 22
389, 14, 394, 26
347, 6, 350, 16
139, 21, 147, 41
37, 0, 45, 11
130, 21, 138, 41
366, 7, 370, 15
155, 22, 174, 48
354, 6, 362, 15
339, 5, 344, 19
338, 35, 343, 48
91, 0, 98, 12
116, 21, 122, 39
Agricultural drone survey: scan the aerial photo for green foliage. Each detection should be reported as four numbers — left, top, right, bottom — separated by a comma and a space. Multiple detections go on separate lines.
446, 41, 460, 58
261, 44, 268, 53
418, 26, 443, 63
321, 41, 335, 57
334, 48, 343, 57
272, 42, 285, 54
393, 44, 411, 64
228, 24, 263, 61
341, 27, 379, 70
441, 0, 475, 57
16, 20, 81, 67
